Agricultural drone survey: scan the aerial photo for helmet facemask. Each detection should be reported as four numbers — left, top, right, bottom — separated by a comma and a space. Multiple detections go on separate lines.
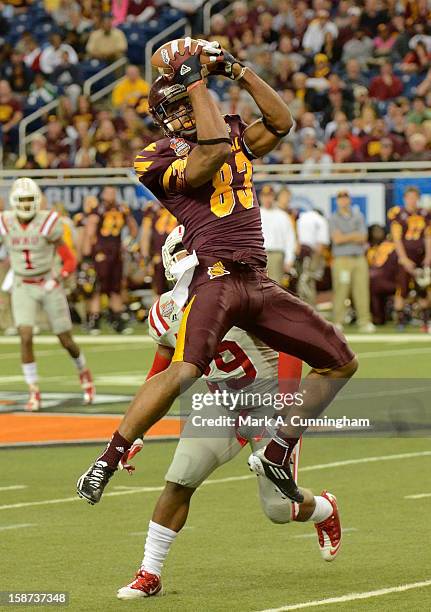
151, 88, 196, 138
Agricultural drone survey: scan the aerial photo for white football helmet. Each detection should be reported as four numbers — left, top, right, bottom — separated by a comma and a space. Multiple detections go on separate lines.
9, 177, 42, 220
162, 225, 187, 281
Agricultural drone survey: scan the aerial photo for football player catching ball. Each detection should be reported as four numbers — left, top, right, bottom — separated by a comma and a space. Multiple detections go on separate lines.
77, 39, 357, 507
115, 227, 343, 599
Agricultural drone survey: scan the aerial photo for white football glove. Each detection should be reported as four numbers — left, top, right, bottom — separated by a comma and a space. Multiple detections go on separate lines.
162, 225, 188, 282
43, 278, 59, 293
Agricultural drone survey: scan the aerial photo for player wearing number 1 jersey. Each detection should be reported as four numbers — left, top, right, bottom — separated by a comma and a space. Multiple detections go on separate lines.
77, 39, 357, 507
0, 178, 95, 410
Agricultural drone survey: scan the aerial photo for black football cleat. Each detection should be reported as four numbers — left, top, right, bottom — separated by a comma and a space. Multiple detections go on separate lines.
248, 448, 304, 503
76, 460, 116, 505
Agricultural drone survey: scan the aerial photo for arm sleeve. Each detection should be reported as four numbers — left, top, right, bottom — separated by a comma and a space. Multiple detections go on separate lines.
146, 349, 172, 380
57, 243, 77, 276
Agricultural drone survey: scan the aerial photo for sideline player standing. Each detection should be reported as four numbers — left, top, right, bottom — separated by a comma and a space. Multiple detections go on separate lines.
388, 186, 431, 331
0, 178, 95, 410
77, 41, 357, 504
83, 186, 138, 334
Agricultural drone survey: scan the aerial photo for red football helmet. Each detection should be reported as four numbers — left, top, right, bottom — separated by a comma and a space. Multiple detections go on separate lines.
148, 76, 196, 138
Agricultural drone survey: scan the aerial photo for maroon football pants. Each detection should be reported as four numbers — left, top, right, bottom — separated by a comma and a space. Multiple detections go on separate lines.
172, 256, 354, 373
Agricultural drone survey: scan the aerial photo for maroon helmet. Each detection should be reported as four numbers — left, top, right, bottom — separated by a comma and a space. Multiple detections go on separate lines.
148, 75, 196, 138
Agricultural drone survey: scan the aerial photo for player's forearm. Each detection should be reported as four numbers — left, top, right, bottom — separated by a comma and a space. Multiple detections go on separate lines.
236, 67, 293, 134
188, 81, 230, 146
186, 82, 231, 186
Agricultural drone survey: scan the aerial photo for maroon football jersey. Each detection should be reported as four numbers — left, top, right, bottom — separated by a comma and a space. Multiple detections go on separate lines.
93, 203, 129, 254
134, 115, 266, 265
367, 241, 398, 275
388, 206, 431, 264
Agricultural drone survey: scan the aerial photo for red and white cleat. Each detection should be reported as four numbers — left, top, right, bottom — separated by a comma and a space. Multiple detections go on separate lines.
25, 385, 41, 411
117, 569, 162, 600
79, 369, 95, 405
314, 491, 342, 561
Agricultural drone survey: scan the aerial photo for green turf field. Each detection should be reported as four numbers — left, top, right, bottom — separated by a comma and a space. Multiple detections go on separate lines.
1, 330, 431, 610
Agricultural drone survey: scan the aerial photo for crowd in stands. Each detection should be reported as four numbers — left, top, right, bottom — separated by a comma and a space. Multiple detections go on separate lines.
1, 0, 431, 169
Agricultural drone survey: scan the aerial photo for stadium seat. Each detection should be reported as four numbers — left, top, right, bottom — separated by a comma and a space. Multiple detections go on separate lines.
79, 59, 108, 81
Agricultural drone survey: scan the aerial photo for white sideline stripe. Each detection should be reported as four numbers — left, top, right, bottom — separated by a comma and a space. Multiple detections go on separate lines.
0, 345, 145, 361
0, 336, 153, 345
0, 485, 27, 492
0, 450, 430, 512
404, 493, 431, 500
1, 345, 430, 363
0, 523, 35, 531
300, 450, 431, 472
292, 527, 357, 540
253, 579, 431, 612
0, 333, 430, 346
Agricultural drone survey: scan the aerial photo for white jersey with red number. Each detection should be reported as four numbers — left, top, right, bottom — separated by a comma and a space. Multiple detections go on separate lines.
148, 291, 278, 388
0, 210, 63, 277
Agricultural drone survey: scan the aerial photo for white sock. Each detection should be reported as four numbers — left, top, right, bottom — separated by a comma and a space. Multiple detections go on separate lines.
310, 496, 333, 523
22, 362, 38, 386
141, 520, 177, 577
73, 353, 86, 372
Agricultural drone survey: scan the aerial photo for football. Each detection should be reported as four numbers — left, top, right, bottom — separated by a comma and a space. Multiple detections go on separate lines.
151, 38, 221, 74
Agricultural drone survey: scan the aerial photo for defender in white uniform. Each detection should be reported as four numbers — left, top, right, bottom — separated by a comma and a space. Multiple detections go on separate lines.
116, 227, 342, 600
0, 178, 95, 410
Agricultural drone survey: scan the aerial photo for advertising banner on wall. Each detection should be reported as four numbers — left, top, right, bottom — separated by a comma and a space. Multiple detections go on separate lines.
41, 182, 155, 214
257, 182, 387, 225
0, 181, 156, 215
